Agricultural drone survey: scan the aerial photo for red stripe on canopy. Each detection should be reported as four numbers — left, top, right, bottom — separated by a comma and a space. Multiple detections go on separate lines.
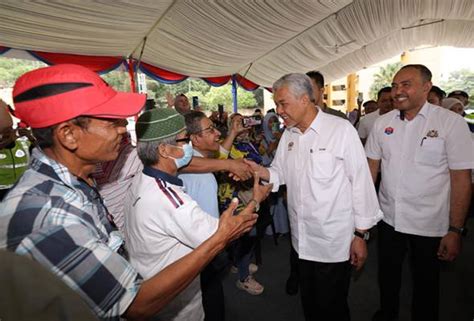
139, 62, 188, 84
28, 50, 124, 73
202, 76, 231, 87
235, 74, 259, 91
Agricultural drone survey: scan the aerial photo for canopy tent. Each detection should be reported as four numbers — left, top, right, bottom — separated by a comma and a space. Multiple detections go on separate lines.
0, 0, 473, 89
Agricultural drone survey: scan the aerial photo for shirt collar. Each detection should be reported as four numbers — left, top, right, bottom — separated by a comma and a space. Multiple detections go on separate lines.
143, 166, 183, 186
31, 148, 80, 188
396, 101, 430, 120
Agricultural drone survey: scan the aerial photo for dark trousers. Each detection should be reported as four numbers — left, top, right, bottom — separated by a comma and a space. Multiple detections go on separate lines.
377, 221, 441, 321
200, 262, 225, 321
289, 245, 299, 279
298, 258, 352, 321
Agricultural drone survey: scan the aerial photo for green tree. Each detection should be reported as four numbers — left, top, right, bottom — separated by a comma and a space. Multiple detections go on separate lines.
0, 57, 45, 88
440, 69, 474, 106
101, 71, 130, 92
368, 62, 402, 100
205, 85, 257, 112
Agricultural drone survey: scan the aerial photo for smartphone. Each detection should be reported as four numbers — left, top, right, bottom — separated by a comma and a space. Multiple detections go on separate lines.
218, 104, 224, 114
242, 116, 262, 127
357, 92, 364, 105
192, 96, 199, 109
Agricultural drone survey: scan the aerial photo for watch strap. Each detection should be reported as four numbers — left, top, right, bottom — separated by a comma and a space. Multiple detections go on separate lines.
354, 230, 369, 241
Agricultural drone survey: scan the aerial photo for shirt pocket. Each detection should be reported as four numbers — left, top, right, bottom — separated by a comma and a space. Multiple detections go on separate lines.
311, 151, 335, 179
415, 138, 445, 166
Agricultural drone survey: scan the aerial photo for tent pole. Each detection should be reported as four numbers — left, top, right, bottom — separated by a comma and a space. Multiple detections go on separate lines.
127, 59, 137, 93
232, 75, 238, 113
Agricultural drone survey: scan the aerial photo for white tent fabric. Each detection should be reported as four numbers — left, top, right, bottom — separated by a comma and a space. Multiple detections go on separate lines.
0, 0, 473, 87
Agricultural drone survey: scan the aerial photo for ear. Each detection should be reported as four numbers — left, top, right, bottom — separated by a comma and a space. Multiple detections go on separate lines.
54, 122, 79, 151
423, 81, 433, 95
158, 143, 170, 159
190, 134, 200, 146
300, 93, 311, 105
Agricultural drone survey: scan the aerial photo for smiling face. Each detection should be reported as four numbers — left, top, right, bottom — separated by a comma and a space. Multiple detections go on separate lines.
391, 67, 432, 113
175, 95, 190, 114
191, 117, 221, 153
274, 85, 312, 130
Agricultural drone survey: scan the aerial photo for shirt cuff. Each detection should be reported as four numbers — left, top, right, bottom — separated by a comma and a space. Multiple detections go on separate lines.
268, 167, 281, 193
354, 208, 384, 230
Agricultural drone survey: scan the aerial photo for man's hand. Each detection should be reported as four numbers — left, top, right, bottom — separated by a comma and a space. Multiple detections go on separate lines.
217, 198, 258, 243
243, 159, 270, 181
350, 237, 368, 271
227, 159, 252, 181
229, 115, 248, 137
251, 171, 273, 204
437, 232, 461, 261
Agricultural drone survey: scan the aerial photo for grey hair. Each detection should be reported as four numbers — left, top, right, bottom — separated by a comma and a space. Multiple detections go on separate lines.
136, 135, 177, 166
184, 111, 207, 135
272, 73, 315, 103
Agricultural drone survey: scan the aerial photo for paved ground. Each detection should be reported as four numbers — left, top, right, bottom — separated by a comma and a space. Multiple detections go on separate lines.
222, 218, 474, 321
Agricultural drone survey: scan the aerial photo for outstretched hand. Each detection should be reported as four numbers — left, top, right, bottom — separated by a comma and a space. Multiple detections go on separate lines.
251, 171, 273, 204
217, 198, 258, 243
227, 159, 252, 181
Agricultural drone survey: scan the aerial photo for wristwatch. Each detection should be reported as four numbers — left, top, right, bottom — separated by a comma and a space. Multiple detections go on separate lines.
249, 199, 260, 212
448, 225, 467, 236
354, 230, 370, 241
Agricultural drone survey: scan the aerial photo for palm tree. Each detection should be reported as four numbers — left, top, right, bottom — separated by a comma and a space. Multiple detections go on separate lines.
369, 62, 402, 100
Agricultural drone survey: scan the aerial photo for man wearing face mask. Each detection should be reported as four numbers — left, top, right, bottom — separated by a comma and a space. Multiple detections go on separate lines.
124, 108, 269, 321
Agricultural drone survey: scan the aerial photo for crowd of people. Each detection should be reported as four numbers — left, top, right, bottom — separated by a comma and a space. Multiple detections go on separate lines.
0, 62, 472, 321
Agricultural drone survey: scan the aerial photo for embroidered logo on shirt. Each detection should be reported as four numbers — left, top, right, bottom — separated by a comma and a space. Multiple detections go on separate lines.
426, 129, 439, 138
288, 142, 294, 151
384, 127, 394, 135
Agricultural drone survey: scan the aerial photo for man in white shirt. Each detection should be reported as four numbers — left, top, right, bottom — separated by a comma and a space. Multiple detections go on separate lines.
246, 73, 382, 321
366, 64, 474, 321
358, 87, 393, 145
125, 108, 269, 321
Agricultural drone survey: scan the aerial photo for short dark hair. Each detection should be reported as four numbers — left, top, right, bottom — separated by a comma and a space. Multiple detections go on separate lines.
400, 64, 432, 82
184, 110, 207, 135
377, 87, 392, 100
305, 71, 324, 88
32, 116, 90, 149
363, 100, 377, 107
430, 86, 446, 100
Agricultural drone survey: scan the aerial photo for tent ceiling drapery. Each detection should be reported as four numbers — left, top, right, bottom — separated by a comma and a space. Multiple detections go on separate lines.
0, 0, 473, 87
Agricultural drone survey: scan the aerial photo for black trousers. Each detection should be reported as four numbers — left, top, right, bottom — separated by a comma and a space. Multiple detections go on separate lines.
298, 258, 352, 321
377, 221, 441, 321
200, 259, 226, 321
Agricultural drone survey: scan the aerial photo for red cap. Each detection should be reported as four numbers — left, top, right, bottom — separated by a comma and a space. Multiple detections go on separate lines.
12, 64, 146, 128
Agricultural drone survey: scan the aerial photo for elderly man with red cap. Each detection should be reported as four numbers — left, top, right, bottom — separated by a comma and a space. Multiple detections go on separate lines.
0, 64, 258, 320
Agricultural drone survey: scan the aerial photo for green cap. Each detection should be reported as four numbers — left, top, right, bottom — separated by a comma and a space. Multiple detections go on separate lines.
136, 108, 186, 142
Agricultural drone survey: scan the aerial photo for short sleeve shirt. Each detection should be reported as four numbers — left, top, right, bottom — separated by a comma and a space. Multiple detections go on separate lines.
366, 102, 474, 236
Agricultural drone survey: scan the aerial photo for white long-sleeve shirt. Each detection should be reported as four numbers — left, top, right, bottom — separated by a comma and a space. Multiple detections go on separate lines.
269, 110, 383, 262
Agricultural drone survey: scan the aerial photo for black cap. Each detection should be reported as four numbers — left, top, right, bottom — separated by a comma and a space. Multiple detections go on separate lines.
448, 90, 469, 99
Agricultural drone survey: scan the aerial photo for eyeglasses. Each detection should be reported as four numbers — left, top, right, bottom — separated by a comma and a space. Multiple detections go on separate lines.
175, 137, 190, 143
193, 125, 218, 135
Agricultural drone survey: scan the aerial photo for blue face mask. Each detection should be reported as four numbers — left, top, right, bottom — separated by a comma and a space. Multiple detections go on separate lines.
172, 142, 193, 169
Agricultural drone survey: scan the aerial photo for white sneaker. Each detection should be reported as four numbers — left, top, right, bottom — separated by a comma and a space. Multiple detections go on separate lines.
230, 263, 258, 274
236, 276, 264, 295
